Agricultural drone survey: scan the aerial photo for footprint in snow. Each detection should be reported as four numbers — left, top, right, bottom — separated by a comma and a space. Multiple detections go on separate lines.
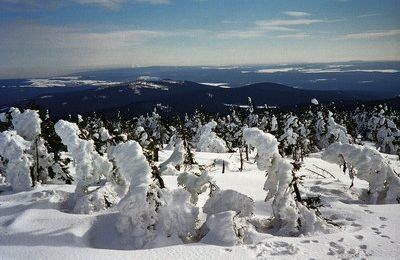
364, 209, 374, 214
359, 245, 367, 250
327, 242, 345, 255
345, 217, 356, 221
254, 241, 299, 258
354, 235, 364, 240
379, 217, 387, 221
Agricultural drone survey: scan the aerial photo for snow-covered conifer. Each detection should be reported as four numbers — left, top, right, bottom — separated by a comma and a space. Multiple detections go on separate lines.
159, 138, 184, 175
55, 120, 115, 213
0, 131, 33, 191
244, 127, 331, 235
177, 171, 213, 204
194, 120, 227, 153
323, 143, 400, 203
314, 110, 351, 149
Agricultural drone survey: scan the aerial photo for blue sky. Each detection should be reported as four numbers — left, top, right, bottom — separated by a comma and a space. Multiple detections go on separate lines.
0, 0, 399, 78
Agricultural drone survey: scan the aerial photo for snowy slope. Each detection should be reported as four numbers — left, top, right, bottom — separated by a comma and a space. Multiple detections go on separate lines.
0, 149, 399, 259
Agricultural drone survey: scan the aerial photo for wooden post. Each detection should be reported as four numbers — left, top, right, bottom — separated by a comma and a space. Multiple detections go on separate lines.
222, 160, 225, 174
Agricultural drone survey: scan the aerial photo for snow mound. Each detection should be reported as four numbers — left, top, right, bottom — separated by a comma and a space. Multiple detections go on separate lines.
203, 189, 255, 217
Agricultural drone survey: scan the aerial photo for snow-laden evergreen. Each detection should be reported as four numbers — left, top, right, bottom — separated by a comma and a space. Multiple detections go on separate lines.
244, 127, 331, 235
0, 103, 399, 257
177, 171, 213, 204
159, 138, 184, 175
323, 143, 400, 204
194, 120, 227, 153
0, 131, 32, 191
314, 111, 351, 149
10, 108, 41, 141
55, 120, 115, 213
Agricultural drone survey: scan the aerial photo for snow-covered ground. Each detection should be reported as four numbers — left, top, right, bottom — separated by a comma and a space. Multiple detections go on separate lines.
0, 149, 399, 259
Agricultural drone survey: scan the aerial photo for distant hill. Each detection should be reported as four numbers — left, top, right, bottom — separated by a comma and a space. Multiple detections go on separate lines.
3, 79, 394, 119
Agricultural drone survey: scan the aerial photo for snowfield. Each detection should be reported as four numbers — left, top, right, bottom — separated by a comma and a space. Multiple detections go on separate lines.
1, 148, 399, 259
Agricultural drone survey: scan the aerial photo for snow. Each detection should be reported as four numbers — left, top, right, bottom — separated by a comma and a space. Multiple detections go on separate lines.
108, 140, 151, 187
10, 108, 41, 141
195, 121, 227, 153
54, 120, 114, 213
322, 143, 400, 204
311, 98, 319, 105
0, 142, 400, 258
26, 77, 121, 88
256, 68, 298, 73
255, 67, 399, 74
200, 82, 231, 88
177, 171, 213, 204
160, 139, 184, 174
203, 189, 255, 217
202, 211, 241, 246
244, 127, 331, 235
0, 131, 32, 191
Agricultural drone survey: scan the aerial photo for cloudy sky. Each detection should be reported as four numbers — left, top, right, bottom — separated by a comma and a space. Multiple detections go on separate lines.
0, 0, 399, 78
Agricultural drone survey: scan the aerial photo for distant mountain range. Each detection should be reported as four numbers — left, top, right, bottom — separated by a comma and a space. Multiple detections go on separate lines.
1, 79, 397, 119
1, 61, 399, 118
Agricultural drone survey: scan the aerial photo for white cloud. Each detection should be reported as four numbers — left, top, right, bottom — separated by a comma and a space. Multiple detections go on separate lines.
273, 33, 310, 39
0, 0, 170, 9
283, 11, 311, 17
255, 18, 322, 32
73, 0, 127, 8
134, 0, 170, 4
338, 29, 400, 40
215, 30, 265, 39
256, 19, 323, 27
356, 13, 380, 18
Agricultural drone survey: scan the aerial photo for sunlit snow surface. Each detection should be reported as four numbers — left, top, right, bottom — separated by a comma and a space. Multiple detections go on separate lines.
25, 77, 122, 88
0, 147, 399, 259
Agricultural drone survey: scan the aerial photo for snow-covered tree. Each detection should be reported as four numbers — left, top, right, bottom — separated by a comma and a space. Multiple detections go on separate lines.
55, 120, 115, 213
278, 114, 310, 160
244, 127, 331, 235
159, 138, 185, 175
5, 108, 57, 186
194, 120, 227, 153
113, 140, 198, 248
323, 143, 400, 204
0, 131, 33, 191
177, 171, 214, 204
366, 109, 400, 155
314, 110, 351, 149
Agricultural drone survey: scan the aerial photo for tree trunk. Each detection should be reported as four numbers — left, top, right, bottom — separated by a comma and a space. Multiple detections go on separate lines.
222, 160, 225, 174
153, 147, 159, 162
292, 171, 302, 203
239, 148, 244, 172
